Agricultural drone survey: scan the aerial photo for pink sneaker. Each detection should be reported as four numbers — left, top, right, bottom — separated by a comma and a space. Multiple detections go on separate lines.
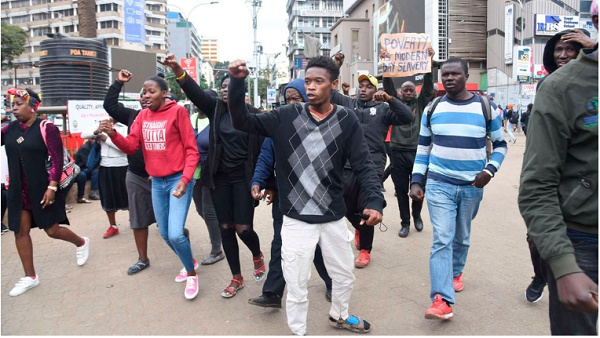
453, 273, 464, 292
184, 276, 199, 300
175, 259, 199, 283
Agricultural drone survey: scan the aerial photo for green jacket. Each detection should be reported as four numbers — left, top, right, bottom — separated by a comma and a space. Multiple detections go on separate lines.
384, 71, 435, 150
518, 47, 598, 279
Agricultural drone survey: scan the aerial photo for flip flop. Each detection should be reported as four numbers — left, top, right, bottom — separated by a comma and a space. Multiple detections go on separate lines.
127, 260, 150, 275
77, 198, 92, 204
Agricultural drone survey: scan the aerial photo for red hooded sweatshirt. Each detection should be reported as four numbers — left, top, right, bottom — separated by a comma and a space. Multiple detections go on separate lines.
110, 101, 199, 184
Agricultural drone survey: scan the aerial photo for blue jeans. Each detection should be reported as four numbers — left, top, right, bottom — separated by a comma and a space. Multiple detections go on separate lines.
426, 178, 484, 304
151, 172, 195, 271
81, 168, 99, 191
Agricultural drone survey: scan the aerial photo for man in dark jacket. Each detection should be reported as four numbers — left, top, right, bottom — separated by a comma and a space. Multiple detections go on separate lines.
520, 103, 532, 136
519, 30, 598, 334
332, 74, 411, 267
523, 26, 596, 304
383, 47, 437, 238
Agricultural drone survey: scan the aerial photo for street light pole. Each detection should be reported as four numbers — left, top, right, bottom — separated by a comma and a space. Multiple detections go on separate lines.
248, 0, 262, 107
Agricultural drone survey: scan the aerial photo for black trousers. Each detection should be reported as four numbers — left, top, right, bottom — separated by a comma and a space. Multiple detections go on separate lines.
390, 149, 423, 227
547, 238, 598, 335
343, 169, 375, 251
262, 194, 332, 298
526, 235, 548, 283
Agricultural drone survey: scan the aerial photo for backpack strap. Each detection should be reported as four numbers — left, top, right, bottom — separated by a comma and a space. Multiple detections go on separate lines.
479, 94, 492, 135
426, 96, 443, 130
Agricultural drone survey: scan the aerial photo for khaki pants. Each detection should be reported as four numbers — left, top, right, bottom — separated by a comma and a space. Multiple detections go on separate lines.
281, 216, 356, 335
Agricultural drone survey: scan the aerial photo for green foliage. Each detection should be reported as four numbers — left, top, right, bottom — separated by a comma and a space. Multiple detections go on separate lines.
164, 70, 209, 101
165, 69, 187, 101
248, 75, 271, 108
213, 60, 230, 88
1, 23, 28, 67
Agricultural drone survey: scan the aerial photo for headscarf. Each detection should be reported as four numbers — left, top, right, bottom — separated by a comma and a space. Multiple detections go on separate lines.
592, 0, 598, 16
7, 88, 41, 111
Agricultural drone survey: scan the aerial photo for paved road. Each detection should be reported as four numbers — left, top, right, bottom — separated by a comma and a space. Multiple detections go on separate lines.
1, 132, 550, 335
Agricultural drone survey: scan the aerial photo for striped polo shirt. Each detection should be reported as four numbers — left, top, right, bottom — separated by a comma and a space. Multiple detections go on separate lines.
411, 94, 507, 186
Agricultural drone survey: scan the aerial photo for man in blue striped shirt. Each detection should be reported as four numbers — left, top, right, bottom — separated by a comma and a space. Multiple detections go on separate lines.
409, 57, 507, 320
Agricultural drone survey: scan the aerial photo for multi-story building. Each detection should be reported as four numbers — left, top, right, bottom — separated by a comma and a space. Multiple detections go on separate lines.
487, 0, 594, 108
166, 11, 201, 59
286, 0, 344, 79
1, 0, 169, 92
332, 0, 488, 96
201, 36, 219, 64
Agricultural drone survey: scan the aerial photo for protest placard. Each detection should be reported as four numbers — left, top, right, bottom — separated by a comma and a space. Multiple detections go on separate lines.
380, 33, 431, 77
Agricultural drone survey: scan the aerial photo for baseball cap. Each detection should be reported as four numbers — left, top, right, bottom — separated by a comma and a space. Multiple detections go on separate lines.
358, 74, 378, 88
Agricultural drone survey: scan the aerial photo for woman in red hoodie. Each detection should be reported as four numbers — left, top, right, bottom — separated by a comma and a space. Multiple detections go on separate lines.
99, 76, 201, 300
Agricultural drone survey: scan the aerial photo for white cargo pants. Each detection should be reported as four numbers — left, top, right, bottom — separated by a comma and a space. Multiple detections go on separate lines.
281, 216, 356, 336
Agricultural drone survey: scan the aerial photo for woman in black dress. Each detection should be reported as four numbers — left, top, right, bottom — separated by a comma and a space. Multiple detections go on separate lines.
2, 88, 90, 297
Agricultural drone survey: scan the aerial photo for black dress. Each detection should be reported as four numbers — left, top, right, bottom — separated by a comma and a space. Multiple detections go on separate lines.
2, 119, 68, 232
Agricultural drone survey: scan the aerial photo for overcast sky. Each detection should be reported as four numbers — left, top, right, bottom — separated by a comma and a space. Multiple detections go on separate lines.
167, 0, 289, 63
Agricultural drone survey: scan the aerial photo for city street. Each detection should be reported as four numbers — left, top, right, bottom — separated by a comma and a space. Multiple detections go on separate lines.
1, 131, 550, 335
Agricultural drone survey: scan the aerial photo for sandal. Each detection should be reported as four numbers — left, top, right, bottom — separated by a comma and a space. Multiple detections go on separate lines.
221, 278, 244, 298
127, 259, 150, 275
329, 315, 371, 333
253, 252, 266, 282
77, 198, 92, 204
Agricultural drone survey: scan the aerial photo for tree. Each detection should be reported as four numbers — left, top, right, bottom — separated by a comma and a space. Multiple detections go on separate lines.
164, 71, 209, 101
1, 23, 28, 68
213, 60, 230, 88
77, 0, 97, 38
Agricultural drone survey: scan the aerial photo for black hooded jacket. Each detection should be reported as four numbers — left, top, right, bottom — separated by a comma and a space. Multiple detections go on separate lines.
538, 29, 590, 89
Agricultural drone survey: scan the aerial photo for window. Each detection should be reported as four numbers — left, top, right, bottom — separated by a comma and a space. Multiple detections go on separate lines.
11, 0, 31, 9
31, 26, 52, 37
152, 43, 162, 50
32, 12, 50, 21
12, 15, 30, 24
64, 25, 75, 33
323, 17, 336, 27
1, 2, 9, 10
1, 18, 10, 24
146, 29, 161, 36
105, 38, 120, 46
98, 3, 118, 12
54, 9, 74, 18
365, 9, 368, 19
146, 17, 161, 24
352, 30, 359, 42
32, 0, 51, 4
99, 20, 119, 29
32, 45, 41, 52
147, 4, 162, 11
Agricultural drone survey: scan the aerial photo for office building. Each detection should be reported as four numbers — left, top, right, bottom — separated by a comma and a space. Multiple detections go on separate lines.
201, 36, 219, 64
286, 0, 344, 79
167, 11, 202, 59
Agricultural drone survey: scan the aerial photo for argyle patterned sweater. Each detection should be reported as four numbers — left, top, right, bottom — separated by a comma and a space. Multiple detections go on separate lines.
228, 76, 385, 224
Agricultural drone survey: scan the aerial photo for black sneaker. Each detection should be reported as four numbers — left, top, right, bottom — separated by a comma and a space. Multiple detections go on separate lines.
414, 217, 424, 232
248, 294, 282, 309
1, 224, 8, 234
525, 276, 546, 303
398, 226, 409, 238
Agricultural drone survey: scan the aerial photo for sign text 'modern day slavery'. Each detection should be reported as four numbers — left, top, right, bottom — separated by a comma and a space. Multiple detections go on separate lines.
380, 33, 432, 77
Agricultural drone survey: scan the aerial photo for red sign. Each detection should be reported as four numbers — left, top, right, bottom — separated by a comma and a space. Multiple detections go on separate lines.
180, 57, 199, 83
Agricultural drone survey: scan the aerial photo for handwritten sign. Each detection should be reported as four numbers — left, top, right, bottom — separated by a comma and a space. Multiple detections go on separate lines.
380, 33, 431, 77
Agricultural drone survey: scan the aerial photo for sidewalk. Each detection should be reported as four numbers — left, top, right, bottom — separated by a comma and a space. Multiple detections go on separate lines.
1, 135, 549, 335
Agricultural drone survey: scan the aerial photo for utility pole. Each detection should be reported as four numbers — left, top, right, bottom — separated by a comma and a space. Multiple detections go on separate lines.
248, 0, 262, 107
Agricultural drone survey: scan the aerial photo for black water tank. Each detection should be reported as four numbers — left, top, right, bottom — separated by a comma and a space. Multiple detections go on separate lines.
39, 34, 109, 106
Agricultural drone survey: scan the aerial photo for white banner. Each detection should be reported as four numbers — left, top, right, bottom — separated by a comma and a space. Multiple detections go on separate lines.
533, 64, 548, 79
68, 100, 138, 134
522, 84, 536, 97
505, 4, 514, 64
514, 46, 532, 82
534, 14, 579, 36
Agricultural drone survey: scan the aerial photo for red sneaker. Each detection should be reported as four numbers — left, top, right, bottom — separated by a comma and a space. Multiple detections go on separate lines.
354, 230, 360, 250
425, 294, 453, 320
103, 225, 119, 239
354, 249, 371, 268
453, 273, 464, 292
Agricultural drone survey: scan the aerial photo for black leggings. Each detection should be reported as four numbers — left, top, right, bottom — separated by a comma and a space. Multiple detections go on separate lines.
211, 165, 261, 276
